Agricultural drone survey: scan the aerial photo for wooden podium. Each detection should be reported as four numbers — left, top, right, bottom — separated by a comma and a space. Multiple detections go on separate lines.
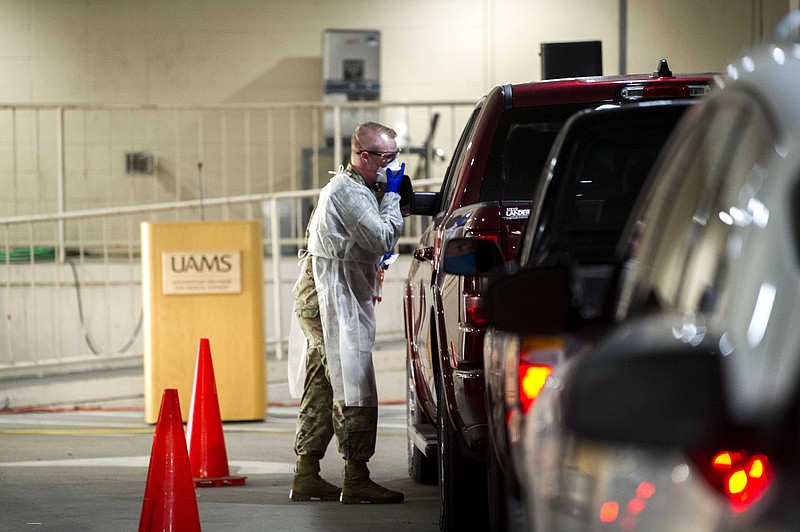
141, 220, 266, 423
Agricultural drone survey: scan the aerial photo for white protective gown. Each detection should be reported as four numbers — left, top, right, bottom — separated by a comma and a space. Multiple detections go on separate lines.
288, 170, 403, 407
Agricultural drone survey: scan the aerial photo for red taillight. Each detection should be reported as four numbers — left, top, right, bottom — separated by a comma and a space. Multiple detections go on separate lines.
459, 229, 499, 326
598, 501, 619, 523
705, 450, 773, 511
465, 230, 500, 245
512, 337, 563, 415
642, 85, 690, 98
465, 300, 488, 324
621, 83, 709, 101
636, 480, 656, 499
598, 481, 657, 525
518, 362, 553, 413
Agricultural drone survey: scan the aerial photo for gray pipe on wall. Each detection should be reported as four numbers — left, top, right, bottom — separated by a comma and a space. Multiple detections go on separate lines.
619, 0, 627, 74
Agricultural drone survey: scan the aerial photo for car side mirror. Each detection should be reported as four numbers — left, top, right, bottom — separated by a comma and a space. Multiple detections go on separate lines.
485, 265, 575, 335
410, 191, 439, 216
398, 175, 414, 217
562, 314, 728, 448
397, 175, 441, 217
441, 238, 506, 277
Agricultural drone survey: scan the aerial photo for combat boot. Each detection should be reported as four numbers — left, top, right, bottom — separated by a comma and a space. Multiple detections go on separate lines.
289, 455, 341, 501
340, 460, 404, 504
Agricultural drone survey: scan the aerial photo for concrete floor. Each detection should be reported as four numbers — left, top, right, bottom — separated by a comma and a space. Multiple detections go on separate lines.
0, 341, 439, 531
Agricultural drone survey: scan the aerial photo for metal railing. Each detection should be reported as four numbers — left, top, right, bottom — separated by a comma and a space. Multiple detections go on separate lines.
0, 100, 472, 376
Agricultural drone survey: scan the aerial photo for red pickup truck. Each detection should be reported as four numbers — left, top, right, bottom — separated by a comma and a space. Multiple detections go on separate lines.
402, 62, 716, 530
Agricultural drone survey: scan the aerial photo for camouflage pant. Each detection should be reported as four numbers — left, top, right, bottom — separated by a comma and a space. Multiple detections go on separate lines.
293, 312, 378, 461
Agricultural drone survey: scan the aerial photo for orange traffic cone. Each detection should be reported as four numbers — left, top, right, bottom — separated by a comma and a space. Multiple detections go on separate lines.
139, 388, 201, 532
186, 338, 247, 487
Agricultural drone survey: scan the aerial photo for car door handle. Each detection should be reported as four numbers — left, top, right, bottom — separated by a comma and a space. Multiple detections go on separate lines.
414, 247, 435, 262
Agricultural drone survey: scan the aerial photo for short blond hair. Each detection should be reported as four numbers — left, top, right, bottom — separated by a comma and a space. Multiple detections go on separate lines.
351, 122, 397, 151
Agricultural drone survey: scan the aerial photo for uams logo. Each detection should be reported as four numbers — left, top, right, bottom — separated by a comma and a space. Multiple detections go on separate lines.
169, 253, 234, 273
162, 250, 242, 295
505, 207, 530, 220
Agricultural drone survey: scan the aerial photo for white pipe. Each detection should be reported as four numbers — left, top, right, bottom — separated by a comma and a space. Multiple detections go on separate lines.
57, 107, 66, 263
269, 198, 284, 359
333, 105, 342, 169
619, 0, 627, 74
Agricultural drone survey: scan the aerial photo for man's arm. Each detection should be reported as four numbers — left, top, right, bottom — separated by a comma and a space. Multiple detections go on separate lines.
332, 184, 403, 256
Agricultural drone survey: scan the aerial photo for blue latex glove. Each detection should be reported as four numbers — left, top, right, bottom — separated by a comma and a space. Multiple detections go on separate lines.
380, 252, 398, 270
385, 162, 405, 194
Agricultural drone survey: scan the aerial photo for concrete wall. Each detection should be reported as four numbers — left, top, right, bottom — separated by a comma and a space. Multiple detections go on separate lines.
0, 0, 792, 218
0, 0, 791, 105
0, 0, 793, 369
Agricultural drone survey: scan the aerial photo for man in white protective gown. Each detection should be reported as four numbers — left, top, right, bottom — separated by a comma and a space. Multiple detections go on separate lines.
287, 121, 405, 504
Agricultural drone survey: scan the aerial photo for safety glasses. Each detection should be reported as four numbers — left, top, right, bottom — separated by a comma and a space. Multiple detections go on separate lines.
357, 149, 401, 163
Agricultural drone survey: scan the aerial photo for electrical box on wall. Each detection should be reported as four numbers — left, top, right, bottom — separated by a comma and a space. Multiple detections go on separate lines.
323, 29, 380, 96
125, 151, 154, 175
322, 29, 381, 145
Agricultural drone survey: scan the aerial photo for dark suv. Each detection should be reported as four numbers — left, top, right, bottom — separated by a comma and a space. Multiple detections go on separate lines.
547, 15, 800, 529
443, 98, 700, 529
403, 62, 716, 530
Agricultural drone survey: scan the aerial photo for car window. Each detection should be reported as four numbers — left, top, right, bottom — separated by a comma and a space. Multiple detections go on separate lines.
439, 105, 482, 212
522, 104, 690, 266
478, 104, 591, 202
622, 92, 776, 317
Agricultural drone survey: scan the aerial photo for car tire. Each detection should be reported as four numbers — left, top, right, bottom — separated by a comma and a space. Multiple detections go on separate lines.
437, 381, 488, 531
407, 356, 438, 485
487, 432, 529, 531
487, 433, 509, 531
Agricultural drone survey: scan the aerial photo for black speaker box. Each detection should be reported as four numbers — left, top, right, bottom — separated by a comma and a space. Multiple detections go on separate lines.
541, 41, 603, 80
